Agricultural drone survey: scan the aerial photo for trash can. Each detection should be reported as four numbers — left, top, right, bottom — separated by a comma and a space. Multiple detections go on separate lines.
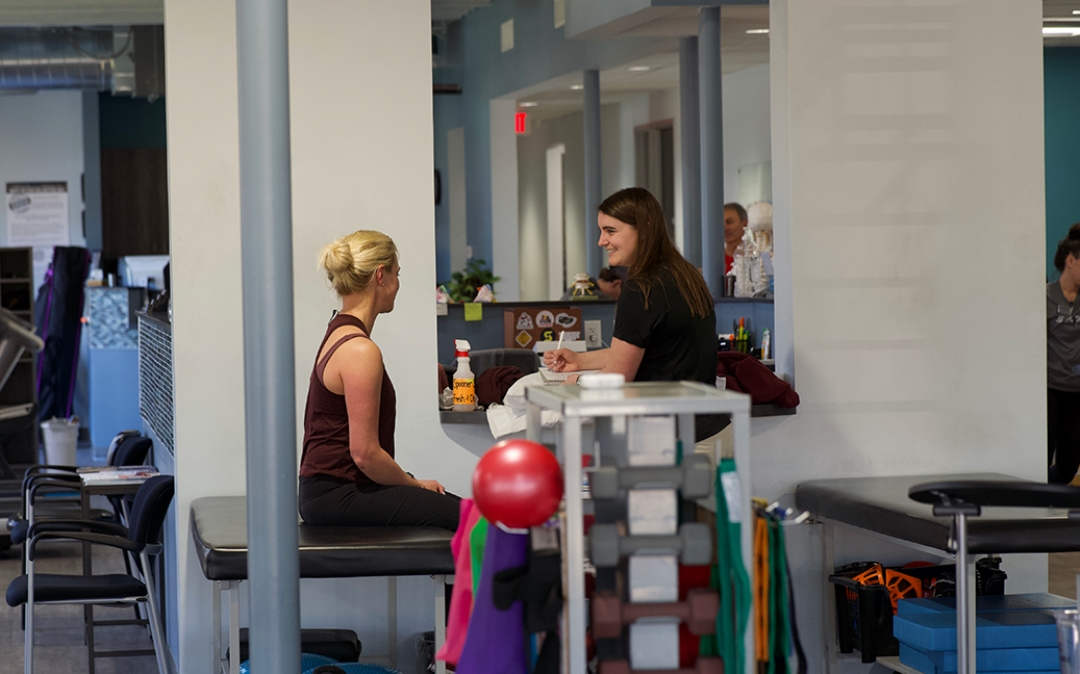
41, 417, 78, 465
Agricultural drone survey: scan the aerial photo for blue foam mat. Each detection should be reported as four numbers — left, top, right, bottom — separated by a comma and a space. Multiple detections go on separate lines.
898, 642, 1059, 672
898, 593, 1074, 616
892, 610, 1058, 651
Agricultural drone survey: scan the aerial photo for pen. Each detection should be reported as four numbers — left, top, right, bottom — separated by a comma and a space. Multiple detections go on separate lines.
557, 330, 564, 351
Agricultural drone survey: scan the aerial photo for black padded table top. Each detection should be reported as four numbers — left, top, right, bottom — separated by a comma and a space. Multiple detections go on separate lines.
190, 496, 455, 581
795, 473, 1080, 554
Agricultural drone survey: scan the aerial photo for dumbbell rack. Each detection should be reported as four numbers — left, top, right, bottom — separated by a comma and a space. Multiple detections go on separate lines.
525, 381, 753, 674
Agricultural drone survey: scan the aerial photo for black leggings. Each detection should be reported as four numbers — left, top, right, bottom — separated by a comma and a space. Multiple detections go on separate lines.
1048, 388, 1080, 484
299, 475, 461, 530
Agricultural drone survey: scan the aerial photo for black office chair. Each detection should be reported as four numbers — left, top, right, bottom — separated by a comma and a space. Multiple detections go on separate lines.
5, 474, 175, 674
9, 434, 153, 546
908, 480, 1080, 674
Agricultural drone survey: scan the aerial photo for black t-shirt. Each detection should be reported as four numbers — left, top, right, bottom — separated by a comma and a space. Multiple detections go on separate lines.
612, 268, 717, 385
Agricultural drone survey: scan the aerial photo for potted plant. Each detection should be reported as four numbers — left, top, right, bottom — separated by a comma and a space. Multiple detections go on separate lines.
445, 259, 499, 302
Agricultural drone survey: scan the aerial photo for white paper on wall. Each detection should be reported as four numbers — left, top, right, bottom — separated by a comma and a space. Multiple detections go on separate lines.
6, 182, 70, 290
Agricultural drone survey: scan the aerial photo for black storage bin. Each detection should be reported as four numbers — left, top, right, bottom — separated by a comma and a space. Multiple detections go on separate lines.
830, 574, 896, 663
829, 558, 1006, 663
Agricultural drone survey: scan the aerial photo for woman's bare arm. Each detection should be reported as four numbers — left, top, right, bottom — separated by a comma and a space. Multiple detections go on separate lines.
333, 339, 444, 493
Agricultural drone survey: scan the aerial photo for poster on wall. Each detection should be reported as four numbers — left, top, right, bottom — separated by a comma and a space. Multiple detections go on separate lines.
6, 182, 70, 290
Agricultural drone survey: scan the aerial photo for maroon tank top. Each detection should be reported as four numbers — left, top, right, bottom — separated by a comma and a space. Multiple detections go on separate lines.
299, 312, 396, 487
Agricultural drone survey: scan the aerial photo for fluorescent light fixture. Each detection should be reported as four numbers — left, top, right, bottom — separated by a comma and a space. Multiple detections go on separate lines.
1043, 26, 1080, 36
1074, 10, 1080, 14
628, 66, 651, 72
746, 28, 770, 34
570, 84, 583, 90
519, 101, 539, 107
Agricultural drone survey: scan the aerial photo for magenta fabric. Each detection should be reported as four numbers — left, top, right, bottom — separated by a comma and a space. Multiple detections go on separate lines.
455, 525, 529, 674
436, 499, 482, 665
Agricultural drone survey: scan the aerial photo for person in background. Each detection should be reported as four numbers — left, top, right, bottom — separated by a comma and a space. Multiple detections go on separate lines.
596, 266, 623, 301
724, 202, 749, 274
299, 230, 460, 529
1049, 223, 1080, 484
544, 188, 720, 442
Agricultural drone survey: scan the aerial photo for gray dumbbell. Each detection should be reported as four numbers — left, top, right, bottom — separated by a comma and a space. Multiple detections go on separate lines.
589, 522, 712, 567
591, 453, 712, 500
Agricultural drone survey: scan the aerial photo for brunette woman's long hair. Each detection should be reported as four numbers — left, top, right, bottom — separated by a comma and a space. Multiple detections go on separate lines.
598, 187, 713, 317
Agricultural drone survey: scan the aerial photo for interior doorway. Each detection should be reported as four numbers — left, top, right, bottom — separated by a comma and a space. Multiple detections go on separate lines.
634, 121, 675, 239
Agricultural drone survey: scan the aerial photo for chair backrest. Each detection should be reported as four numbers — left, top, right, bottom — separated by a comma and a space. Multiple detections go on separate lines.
126, 475, 175, 546
469, 348, 540, 377
111, 435, 153, 467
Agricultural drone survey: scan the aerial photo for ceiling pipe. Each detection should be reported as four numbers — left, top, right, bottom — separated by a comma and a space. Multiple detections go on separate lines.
0, 28, 118, 91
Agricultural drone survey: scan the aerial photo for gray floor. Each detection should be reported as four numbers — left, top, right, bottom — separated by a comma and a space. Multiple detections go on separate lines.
0, 443, 160, 674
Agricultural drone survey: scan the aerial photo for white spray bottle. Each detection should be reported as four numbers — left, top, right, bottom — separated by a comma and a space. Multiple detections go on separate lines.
452, 339, 476, 412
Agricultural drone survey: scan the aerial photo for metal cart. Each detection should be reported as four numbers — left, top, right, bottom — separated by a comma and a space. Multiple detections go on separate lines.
525, 380, 753, 674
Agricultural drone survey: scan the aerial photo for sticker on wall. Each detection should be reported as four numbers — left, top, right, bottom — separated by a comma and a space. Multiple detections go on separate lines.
516, 313, 535, 330
560, 331, 581, 342
515, 330, 533, 348
536, 310, 555, 328
554, 312, 577, 329
540, 328, 557, 342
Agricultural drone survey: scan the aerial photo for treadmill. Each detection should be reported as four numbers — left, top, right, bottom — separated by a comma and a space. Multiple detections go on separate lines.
0, 307, 44, 551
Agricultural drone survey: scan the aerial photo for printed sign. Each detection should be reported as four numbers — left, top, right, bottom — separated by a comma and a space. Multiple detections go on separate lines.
505, 307, 583, 349
6, 182, 70, 290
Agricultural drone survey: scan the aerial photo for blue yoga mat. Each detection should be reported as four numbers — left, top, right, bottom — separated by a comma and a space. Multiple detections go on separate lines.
898, 642, 1059, 673
892, 610, 1058, 651
898, 593, 1074, 616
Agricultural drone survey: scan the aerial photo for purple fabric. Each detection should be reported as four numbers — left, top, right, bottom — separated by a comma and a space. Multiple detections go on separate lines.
455, 525, 529, 674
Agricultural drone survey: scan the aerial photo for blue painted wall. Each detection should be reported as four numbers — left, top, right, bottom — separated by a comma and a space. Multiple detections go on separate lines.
1045, 47, 1080, 279
432, 0, 672, 282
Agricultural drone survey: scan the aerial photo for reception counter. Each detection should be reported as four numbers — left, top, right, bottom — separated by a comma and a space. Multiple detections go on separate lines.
436, 297, 774, 364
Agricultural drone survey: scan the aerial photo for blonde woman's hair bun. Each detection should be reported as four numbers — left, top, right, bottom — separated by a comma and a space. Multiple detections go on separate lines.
319, 240, 354, 275
318, 230, 398, 296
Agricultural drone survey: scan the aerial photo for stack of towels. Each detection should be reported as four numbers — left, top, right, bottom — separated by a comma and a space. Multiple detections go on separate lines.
893, 593, 1073, 674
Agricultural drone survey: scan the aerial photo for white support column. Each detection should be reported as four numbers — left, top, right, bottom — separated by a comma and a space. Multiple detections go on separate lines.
491, 98, 521, 300
765, 0, 1047, 668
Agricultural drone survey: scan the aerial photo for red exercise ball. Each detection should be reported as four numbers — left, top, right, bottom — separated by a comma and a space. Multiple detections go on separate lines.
472, 439, 564, 529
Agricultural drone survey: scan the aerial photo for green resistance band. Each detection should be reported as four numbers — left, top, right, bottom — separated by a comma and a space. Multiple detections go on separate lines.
469, 516, 490, 598
702, 458, 751, 674
768, 516, 792, 674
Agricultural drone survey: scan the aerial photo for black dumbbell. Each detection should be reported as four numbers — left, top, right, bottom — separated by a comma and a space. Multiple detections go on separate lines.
591, 454, 712, 500
589, 522, 712, 567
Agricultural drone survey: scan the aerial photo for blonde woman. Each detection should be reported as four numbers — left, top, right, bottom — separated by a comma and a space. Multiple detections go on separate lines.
298, 230, 459, 529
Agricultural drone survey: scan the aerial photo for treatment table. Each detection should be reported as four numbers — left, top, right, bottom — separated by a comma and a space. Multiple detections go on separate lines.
796, 473, 1080, 674
190, 496, 455, 674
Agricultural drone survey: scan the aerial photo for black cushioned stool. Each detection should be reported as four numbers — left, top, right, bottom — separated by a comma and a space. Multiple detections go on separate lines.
190, 496, 455, 674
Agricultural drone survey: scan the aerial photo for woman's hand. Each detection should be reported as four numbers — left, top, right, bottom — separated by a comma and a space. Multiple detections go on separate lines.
543, 348, 580, 372
417, 479, 446, 495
